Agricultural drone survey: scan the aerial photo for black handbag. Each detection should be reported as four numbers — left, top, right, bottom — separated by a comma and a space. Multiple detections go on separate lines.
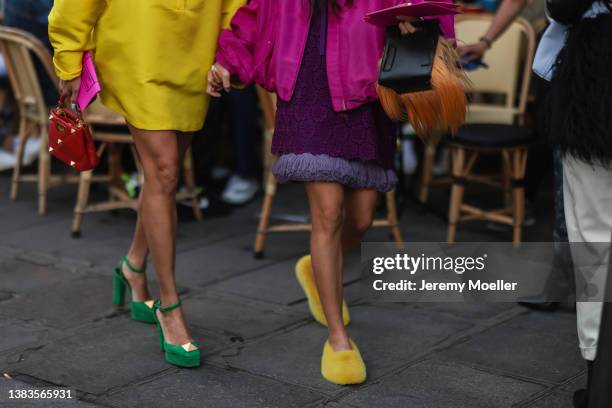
378, 19, 441, 94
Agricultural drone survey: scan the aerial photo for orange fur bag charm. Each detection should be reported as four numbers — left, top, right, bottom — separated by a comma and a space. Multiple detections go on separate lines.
377, 20, 468, 141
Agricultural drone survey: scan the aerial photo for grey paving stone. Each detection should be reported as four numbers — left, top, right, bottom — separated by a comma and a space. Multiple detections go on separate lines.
0, 173, 572, 407
5, 318, 183, 395
176, 211, 255, 245
0, 258, 83, 293
341, 359, 545, 408
315, 402, 359, 408
209, 259, 306, 306
0, 204, 71, 237
1, 216, 122, 253
438, 311, 583, 384
101, 364, 323, 408
0, 291, 12, 302
0, 377, 98, 407
183, 292, 307, 341
174, 235, 293, 289
209, 304, 472, 394
0, 320, 59, 358
69, 235, 140, 269
0, 275, 113, 330
210, 254, 362, 306
560, 371, 587, 393
524, 391, 573, 408
410, 302, 518, 323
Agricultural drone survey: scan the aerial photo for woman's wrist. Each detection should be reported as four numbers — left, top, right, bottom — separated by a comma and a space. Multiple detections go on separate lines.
479, 36, 493, 49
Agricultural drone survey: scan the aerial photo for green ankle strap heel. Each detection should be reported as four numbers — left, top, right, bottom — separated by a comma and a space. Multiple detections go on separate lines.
113, 257, 156, 324
154, 300, 201, 368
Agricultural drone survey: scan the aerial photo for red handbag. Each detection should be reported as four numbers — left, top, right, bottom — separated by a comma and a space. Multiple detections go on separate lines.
48, 97, 99, 172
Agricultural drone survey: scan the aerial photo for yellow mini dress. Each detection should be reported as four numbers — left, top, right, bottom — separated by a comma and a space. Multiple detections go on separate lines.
48, 0, 243, 132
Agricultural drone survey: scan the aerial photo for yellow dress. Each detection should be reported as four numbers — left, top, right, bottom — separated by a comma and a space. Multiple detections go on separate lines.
48, 0, 244, 131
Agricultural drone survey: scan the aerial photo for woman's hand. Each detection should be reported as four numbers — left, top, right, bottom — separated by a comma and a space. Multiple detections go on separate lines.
457, 41, 488, 64
59, 78, 81, 106
397, 15, 418, 35
206, 62, 231, 97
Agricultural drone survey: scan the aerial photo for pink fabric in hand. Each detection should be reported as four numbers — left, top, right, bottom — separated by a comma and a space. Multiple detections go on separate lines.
364, 1, 459, 40
76, 52, 101, 110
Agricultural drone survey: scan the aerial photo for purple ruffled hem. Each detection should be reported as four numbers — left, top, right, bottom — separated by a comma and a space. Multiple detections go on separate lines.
272, 153, 397, 193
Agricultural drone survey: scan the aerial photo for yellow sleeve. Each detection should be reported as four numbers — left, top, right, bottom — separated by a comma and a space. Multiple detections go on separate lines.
221, 0, 247, 29
48, 0, 107, 80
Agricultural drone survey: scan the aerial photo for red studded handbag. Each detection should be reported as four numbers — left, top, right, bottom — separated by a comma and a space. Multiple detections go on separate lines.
48, 97, 99, 172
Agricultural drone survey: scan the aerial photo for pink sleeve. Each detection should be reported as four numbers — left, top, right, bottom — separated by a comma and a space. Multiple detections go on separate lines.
433, 14, 456, 42
215, 0, 260, 84
434, 0, 456, 42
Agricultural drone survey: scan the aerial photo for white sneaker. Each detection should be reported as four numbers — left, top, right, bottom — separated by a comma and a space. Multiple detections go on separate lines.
222, 175, 259, 205
0, 149, 16, 172
178, 196, 210, 210
13, 137, 41, 166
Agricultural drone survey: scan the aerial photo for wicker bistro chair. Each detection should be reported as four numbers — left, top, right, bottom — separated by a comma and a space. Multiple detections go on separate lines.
253, 86, 403, 258
0, 26, 81, 215
443, 15, 537, 245
71, 100, 203, 237
0, 26, 202, 228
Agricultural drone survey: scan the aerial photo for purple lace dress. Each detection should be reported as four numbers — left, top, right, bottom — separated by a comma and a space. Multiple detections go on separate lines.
271, 7, 397, 192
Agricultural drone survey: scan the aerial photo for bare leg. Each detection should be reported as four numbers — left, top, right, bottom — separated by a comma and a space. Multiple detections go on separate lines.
305, 182, 350, 351
121, 188, 151, 302
122, 133, 193, 304
342, 189, 378, 253
130, 125, 192, 346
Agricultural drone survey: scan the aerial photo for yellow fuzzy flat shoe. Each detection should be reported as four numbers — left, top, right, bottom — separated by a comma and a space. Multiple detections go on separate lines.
321, 339, 367, 385
295, 255, 350, 327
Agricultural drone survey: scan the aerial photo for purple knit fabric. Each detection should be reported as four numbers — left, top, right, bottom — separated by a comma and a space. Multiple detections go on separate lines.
273, 153, 397, 192
271, 7, 397, 192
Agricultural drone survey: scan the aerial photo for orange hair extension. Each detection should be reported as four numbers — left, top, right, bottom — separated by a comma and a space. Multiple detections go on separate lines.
378, 84, 407, 122
377, 37, 468, 142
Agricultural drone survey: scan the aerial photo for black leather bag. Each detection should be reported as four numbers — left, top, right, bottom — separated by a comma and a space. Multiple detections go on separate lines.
378, 19, 441, 94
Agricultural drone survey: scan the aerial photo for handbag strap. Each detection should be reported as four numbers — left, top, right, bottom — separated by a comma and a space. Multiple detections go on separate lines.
56, 95, 86, 124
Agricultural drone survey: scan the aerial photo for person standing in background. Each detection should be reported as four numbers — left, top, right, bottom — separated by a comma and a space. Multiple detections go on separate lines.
48, 0, 244, 368
222, 85, 260, 205
209, 0, 455, 385
460, 1, 612, 407
0, 0, 54, 170
4, 0, 55, 103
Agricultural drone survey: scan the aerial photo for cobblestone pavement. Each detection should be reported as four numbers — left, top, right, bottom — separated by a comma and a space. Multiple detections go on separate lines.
0, 174, 582, 407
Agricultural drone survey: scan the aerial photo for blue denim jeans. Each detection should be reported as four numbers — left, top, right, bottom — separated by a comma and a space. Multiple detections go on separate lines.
4, 0, 57, 105
4, 0, 53, 46
228, 86, 260, 179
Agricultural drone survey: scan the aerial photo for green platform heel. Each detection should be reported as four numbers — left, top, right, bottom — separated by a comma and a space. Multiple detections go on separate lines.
154, 300, 201, 368
113, 257, 156, 324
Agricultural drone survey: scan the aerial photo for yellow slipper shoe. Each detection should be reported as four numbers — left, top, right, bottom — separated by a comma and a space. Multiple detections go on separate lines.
295, 255, 350, 327
321, 339, 367, 385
